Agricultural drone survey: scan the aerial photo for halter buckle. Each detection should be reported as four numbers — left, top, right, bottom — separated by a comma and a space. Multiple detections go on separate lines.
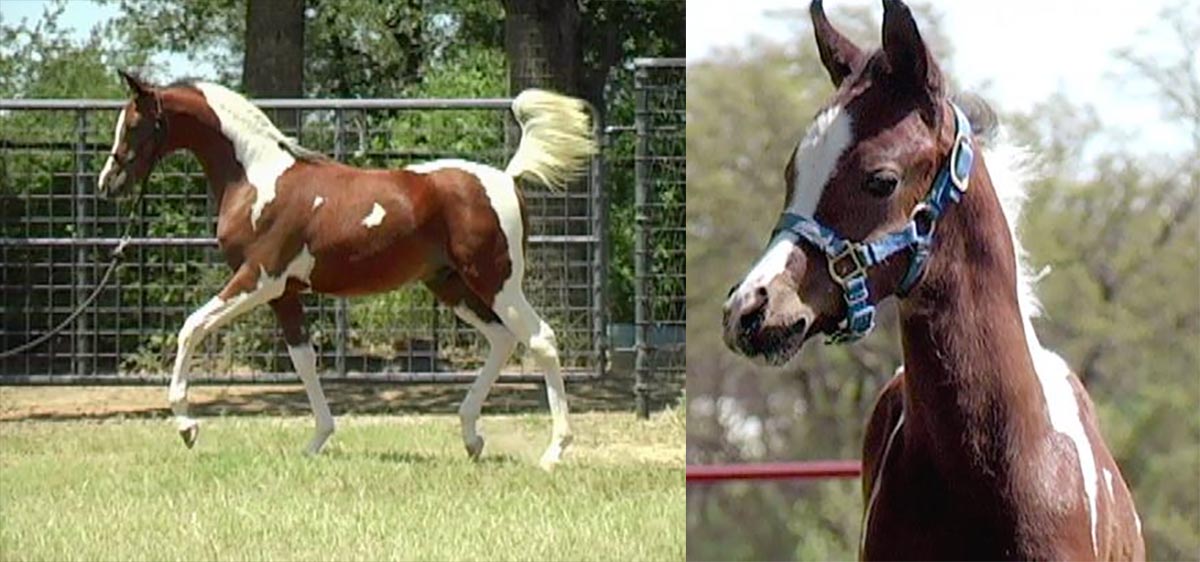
948, 110, 973, 193
827, 244, 867, 286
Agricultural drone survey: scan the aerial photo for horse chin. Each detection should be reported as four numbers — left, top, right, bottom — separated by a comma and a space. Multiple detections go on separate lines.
99, 172, 130, 200
742, 318, 811, 367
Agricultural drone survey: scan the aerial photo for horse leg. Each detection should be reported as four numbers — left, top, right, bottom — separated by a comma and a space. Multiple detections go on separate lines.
424, 276, 517, 460
269, 291, 334, 455
494, 290, 572, 471
168, 265, 274, 448
452, 306, 517, 460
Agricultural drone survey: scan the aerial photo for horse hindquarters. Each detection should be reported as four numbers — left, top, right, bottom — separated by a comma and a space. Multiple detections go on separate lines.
421, 164, 572, 469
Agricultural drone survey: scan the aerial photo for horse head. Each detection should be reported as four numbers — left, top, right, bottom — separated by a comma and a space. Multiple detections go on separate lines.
97, 70, 170, 199
723, 0, 972, 364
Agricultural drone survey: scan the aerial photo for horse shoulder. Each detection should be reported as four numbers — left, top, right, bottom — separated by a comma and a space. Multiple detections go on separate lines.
862, 366, 906, 502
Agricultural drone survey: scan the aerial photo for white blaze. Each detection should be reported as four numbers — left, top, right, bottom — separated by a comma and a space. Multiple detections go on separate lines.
312, 196, 324, 210
727, 105, 853, 305
361, 202, 386, 227
98, 108, 127, 189
786, 105, 853, 217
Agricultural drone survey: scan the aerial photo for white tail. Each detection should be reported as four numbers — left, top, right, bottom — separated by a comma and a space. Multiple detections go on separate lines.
504, 89, 597, 190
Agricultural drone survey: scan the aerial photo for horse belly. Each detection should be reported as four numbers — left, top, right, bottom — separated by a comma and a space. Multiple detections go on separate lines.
307, 234, 440, 296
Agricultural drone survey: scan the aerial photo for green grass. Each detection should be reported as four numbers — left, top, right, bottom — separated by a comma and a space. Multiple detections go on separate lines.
0, 411, 683, 561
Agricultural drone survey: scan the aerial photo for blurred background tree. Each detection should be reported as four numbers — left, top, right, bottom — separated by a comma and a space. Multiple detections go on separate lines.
686, 2, 1198, 560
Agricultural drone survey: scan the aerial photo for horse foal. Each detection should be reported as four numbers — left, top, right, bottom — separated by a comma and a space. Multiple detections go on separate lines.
98, 73, 595, 469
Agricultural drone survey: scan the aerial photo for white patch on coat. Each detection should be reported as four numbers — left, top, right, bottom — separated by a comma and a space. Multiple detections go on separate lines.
786, 105, 853, 217
98, 107, 127, 190
312, 196, 324, 210
194, 82, 297, 230
861, 411, 905, 554
361, 202, 386, 228
989, 134, 1100, 555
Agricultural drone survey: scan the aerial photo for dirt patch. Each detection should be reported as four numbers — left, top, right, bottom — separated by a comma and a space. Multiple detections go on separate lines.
0, 373, 682, 421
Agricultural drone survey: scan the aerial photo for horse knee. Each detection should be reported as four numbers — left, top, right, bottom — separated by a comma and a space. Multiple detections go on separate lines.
527, 324, 559, 362
488, 329, 519, 354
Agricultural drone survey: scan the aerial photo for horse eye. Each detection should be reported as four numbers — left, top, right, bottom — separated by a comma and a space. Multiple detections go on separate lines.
863, 172, 899, 198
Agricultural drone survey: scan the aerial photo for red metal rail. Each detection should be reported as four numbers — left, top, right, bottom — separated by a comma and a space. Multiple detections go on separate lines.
686, 460, 862, 483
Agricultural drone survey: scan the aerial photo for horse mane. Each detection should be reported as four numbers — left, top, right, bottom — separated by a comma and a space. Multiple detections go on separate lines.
959, 92, 1045, 324
188, 81, 330, 163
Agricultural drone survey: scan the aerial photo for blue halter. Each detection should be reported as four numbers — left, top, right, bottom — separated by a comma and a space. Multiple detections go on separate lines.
772, 103, 975, 344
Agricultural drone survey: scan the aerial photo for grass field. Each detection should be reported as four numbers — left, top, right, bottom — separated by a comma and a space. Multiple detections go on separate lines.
0, 407, 683, 561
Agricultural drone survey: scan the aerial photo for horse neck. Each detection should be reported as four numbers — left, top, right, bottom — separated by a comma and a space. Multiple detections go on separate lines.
161, 90, 247, 208
896, 155, 1050, 482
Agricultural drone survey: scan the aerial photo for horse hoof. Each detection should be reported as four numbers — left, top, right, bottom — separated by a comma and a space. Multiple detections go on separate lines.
464, 436, 485, 460
538, 454, 560, 472
179, 424, 199, 449
539, 434, 572, 471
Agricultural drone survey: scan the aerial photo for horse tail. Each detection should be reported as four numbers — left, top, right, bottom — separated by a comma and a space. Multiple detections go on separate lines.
504, 89, 597, 191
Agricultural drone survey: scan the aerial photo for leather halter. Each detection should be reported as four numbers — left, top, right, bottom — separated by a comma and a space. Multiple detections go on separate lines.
771, 103, 975, 344
108, 92, 169, 189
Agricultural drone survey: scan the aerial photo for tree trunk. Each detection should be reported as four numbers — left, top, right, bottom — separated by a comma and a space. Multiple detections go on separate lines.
502, 0, 581, 96
243, 0, 305, 131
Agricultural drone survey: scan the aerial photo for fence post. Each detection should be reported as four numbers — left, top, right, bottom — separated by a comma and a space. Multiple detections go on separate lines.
633, 65, 651, 419
73, 109, 89, 377
592, 110, 609, 380
333, 108, 348, 377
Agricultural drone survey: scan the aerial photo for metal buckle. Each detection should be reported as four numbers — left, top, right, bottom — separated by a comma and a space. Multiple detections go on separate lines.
827, 244, 866, 286
910, 202, 937, 240
948, 133, 972, 193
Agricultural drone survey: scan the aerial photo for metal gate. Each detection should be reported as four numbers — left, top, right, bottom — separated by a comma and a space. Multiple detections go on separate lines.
632, 58, 685, 417
0, 98, 605, 384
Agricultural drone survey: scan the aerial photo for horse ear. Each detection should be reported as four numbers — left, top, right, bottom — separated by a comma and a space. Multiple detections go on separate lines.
881, 0, 942, 125
810, 0, 864, 87
118, 69, 151, 97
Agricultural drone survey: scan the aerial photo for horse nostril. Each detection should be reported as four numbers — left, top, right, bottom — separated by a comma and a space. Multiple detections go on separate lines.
726, 284, 738, 298
738, 290, 767, 332
790, 317, 808, 338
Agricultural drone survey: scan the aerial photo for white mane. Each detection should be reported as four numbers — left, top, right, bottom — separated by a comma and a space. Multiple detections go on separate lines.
985, 127, 1104, 552
192, 82, 325, 161
983, 133, 1045, 324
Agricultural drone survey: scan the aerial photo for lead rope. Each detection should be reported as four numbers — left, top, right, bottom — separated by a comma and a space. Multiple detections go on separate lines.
0, 186, 145, 359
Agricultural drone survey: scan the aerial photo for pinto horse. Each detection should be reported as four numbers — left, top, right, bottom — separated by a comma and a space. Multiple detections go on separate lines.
722, 1, 1144, 558
97, 72, 595, 470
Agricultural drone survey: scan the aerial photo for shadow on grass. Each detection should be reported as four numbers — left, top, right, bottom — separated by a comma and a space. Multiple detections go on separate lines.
0, 372, 684, 422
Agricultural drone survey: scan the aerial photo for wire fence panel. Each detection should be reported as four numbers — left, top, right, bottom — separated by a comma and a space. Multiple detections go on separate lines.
0, 99, 604, 384
632, 58, 685, 417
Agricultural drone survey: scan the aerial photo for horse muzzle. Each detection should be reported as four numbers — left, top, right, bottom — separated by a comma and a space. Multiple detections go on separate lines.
722, 283, 814, 365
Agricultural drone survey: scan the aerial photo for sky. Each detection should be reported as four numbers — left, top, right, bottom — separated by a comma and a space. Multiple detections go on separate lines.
0, 0, 217, 81
688, 0, 1194, 162
1, 0, 1192, 161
